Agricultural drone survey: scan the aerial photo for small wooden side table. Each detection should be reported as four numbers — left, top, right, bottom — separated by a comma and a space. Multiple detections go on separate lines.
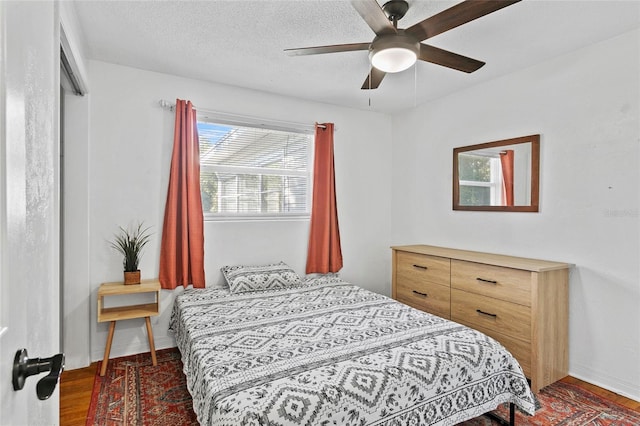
97, 279, 161, 376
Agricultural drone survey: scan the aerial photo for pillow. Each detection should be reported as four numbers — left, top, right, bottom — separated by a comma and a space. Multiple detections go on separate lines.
221, 262, 302, 294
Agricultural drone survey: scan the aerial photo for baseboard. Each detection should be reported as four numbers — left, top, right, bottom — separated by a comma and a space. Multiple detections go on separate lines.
64, 352, 92, 370
90, 335, 177, 363
569, 367, 640, 403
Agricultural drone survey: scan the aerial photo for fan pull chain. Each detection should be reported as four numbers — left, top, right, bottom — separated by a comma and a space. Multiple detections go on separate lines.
414, 63, 417, 108
368, 67, 372, 107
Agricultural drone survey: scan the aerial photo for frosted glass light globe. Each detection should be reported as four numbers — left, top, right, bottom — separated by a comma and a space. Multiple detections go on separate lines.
371, 47, 417, 73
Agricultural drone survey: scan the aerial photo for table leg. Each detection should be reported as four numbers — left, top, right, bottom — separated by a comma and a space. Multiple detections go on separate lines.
145, 316, 157, 366
100, 321, 116, 376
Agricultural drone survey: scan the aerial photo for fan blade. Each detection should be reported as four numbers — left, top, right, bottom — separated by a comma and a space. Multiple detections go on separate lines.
350, 0, 397, 36
406, 0, 521, 42
361, 67, 386, 90
285, 43, 370, 56
419, 44, 485, 73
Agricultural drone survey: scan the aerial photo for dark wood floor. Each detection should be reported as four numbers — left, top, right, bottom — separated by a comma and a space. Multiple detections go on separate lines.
60, 363, 640, 425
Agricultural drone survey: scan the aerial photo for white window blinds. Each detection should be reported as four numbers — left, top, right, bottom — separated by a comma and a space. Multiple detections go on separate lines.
198, 119, 312, 217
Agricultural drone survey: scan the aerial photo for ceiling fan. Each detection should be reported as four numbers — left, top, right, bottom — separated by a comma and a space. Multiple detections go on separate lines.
285, 0, 521, 89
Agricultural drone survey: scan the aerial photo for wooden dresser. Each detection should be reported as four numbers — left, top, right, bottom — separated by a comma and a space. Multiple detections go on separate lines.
391, 244, 571, 392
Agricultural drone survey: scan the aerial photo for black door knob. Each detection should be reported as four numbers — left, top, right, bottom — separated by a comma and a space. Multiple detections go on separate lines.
12, 348, 65, 400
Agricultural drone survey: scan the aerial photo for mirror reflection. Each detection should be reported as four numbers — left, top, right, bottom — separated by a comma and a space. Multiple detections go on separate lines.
453, 135, 540, 212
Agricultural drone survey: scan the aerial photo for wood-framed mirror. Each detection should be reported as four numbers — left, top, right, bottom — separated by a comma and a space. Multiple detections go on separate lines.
453, 134, 540, 212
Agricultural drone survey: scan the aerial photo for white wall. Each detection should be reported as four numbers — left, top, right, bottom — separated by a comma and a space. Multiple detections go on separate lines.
82, 61, 393, 362
390, 29, 640, 400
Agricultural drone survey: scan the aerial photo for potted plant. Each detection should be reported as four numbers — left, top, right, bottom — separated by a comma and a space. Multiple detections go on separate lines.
110, 222, 152, 285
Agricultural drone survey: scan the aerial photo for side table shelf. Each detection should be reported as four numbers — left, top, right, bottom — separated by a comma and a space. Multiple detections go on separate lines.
97, 279, 161, 376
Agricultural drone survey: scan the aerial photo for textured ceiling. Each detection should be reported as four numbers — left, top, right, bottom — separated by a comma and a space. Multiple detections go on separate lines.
72, 0, 640, 113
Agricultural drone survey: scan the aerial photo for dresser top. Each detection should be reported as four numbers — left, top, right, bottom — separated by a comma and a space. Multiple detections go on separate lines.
391, 245, 572, 272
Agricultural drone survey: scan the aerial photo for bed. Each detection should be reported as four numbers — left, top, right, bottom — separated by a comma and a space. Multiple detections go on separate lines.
169, 271, 536, 425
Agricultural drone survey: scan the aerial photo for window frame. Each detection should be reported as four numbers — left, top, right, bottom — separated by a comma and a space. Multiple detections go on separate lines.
197, 112, 314, 222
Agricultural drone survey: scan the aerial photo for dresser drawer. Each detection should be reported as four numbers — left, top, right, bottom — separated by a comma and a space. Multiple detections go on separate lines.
451, 288, 531, 342
451, 260, 531, 306
397, 251, 450, 287
396, 281, 451, 319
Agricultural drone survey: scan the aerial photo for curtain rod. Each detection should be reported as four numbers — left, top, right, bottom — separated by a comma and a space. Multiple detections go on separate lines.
158, 99, 327, 131
158, 99, 330, 131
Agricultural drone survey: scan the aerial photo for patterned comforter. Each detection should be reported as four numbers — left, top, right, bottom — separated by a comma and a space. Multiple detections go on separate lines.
169, 278, 536, 425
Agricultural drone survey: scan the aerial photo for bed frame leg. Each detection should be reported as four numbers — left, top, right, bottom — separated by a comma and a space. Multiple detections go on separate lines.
484, 403, 515, 425
509, 402, 515, 426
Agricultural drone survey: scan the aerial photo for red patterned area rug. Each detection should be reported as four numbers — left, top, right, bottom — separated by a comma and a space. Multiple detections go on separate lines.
460, 382, 640, 425
87, 347, 639, 426
86, 348, 198, 426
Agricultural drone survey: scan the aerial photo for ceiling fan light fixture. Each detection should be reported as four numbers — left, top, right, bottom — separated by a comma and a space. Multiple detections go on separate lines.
371, 47, 416, 73
369, 33, 419, 73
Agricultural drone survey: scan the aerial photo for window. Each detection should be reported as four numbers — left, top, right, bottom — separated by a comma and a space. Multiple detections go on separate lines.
198, 117, 313, 218
458, 153, 503, 206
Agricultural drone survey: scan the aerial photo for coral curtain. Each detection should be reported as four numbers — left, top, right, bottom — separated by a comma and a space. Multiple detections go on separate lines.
306, 123, 343, 274
500, 150, 515, 206
159, 99, 206, 289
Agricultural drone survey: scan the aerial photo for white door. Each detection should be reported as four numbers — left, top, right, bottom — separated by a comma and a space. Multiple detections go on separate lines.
0, 1, 61, 425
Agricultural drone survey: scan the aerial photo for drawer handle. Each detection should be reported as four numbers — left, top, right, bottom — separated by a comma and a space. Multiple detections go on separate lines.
412, 264, 428, 270
476, 277, 497, 284
476, 309, 497, 318
412, 290, 428, 297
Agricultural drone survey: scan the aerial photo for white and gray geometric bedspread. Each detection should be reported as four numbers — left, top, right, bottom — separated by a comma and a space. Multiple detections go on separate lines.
169, 279, 536, 426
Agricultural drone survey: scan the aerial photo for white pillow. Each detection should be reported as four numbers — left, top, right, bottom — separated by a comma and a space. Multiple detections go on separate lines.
221, 262, 302, 294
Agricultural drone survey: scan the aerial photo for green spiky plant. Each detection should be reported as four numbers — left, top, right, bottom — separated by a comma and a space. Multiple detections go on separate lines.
110, 222, 153, 272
